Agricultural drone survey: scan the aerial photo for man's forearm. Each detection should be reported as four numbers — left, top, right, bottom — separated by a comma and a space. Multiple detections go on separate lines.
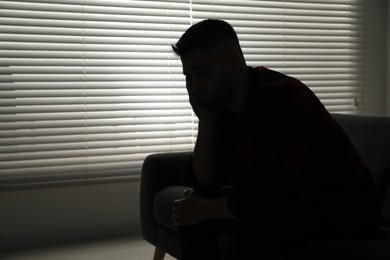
201, 196, 237, 219
192, 120, 217, 188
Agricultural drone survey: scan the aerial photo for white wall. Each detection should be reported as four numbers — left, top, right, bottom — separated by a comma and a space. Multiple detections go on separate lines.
388, 0, 390, 115
0, 181, 141, 250
0, 0, 389, 252
364, 0, 389, 116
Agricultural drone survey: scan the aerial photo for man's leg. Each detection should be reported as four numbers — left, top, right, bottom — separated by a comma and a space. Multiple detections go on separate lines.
233, 219, 284, 260
232, 203, 327, 260
177, 219, 236, 260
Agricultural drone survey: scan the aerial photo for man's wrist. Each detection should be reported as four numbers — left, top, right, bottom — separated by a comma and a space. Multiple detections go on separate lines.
199, 196, 236, 220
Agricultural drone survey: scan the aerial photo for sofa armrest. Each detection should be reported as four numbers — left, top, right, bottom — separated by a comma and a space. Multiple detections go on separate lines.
139, 151, 192, 245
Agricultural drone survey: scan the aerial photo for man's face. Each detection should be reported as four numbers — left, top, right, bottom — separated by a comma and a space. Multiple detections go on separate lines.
181, 48, 234, 110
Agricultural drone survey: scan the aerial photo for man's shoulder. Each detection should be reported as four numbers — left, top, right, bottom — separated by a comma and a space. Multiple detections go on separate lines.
250, 66, 311, 96
252, 66, 287, 81
251, 66, 305, 90
249, 66, 324, 113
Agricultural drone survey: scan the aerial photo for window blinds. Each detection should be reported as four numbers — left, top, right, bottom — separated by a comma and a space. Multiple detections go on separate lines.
0, 0, 364, 189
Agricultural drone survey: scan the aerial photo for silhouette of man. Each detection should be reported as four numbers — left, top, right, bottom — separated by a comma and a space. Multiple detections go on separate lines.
171, 19, 381, 260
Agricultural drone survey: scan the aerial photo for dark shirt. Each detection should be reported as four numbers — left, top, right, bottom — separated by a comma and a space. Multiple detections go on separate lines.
185, 66, 380, 239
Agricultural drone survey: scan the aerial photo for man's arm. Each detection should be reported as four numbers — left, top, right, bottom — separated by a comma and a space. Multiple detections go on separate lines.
185, 77, 220, 189
192, 119, 217, 188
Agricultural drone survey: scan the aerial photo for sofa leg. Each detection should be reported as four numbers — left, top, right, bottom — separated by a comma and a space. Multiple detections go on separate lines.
153, 246, 166, 260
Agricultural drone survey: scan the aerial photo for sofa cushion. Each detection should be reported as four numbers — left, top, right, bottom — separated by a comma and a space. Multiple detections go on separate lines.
333, 114, 390, 225
153, 186, 189, 232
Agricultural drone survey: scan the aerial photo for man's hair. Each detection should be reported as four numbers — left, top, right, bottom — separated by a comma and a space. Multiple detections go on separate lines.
172, 19, 243, 58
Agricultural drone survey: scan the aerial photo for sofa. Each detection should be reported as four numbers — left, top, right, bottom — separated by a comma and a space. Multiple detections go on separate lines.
139, 113, 390, 259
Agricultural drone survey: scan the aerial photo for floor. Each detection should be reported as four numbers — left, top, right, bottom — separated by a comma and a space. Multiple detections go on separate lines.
0, 235, 176, 260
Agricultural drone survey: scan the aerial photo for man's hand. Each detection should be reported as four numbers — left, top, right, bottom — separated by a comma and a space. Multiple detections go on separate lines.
172, 189, 206, 226
186, 81, 220, 122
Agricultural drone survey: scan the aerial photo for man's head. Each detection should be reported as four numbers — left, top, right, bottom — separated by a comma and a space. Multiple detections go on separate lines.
172, 19, 243, 59
172, 19, 247, 111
